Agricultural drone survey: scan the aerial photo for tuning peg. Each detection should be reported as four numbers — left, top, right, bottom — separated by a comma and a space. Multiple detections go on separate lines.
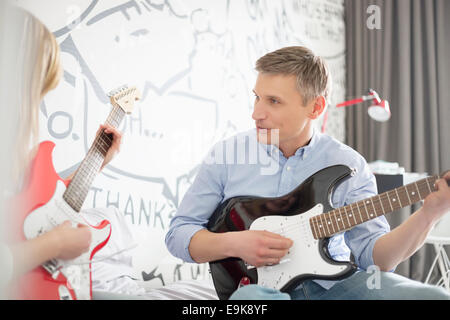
108, 84, 128, 97
107, 89, 117, 97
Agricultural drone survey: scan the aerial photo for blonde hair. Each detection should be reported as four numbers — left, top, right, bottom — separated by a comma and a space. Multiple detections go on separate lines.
255, 46, 331, 105
11, 8, 62, 185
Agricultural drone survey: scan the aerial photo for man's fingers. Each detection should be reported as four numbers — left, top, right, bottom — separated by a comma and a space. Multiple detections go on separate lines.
260, 247, 290, 259
268, 238, 293, 250
435, 176, 450, 190
264, 257, 283, 266
442, 171, 450, 186
261, 231, 293, 249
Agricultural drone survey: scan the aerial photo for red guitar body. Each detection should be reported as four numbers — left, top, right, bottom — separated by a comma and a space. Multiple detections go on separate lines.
8, 141, 111, 300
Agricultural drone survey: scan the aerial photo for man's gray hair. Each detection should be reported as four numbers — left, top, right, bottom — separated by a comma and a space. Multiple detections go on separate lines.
255, 46, 332, 105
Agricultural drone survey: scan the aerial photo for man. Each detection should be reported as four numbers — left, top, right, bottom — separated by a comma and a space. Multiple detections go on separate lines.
165, 46, 450, 299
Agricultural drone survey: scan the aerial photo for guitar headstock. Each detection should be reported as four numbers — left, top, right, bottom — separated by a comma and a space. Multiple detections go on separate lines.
108, 85, 141, 114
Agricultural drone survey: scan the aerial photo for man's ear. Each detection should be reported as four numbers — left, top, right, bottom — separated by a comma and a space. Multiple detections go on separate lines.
309, 96, 326, 119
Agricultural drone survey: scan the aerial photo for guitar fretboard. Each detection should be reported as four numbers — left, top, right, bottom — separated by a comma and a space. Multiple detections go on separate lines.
309, 174, 443, 240
62, 106, 125, 212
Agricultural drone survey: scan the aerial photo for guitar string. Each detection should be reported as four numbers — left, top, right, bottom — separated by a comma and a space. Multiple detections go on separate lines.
310, 176, 436, 237
64, 105, 125, 211
282, 177, 434, 239
249, 177, 436, 238
267, 177, 434, 238
64, 106, 123, 190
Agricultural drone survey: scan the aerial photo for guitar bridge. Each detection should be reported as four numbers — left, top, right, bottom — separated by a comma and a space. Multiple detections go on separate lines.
42, 259, 62, 278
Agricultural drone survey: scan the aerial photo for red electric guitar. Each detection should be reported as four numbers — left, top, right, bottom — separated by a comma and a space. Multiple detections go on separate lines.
8, 85, 141, 300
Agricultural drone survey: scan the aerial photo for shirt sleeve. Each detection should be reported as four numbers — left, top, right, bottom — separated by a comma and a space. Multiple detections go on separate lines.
333, 155, 391, 271
165, 144, 227, 263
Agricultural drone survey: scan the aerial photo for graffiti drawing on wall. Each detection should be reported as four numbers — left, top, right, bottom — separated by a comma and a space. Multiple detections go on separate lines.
17, 0, 346, 288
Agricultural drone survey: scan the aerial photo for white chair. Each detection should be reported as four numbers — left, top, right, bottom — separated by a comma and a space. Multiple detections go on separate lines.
424, 212, 450, 291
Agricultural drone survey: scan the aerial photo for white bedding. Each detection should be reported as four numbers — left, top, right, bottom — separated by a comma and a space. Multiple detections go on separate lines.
92, 278, 219, 300
82, 206, 219, 300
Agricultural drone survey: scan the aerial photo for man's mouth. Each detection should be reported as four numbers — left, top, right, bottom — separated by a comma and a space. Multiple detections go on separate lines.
256, 126, 271, 134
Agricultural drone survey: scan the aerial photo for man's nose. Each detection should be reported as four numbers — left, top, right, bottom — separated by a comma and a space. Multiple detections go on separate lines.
252, 101, 266, 121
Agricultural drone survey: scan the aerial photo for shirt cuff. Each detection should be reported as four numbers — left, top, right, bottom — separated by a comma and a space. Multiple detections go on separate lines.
167, 224, 205, 263
360, 232, 395, 273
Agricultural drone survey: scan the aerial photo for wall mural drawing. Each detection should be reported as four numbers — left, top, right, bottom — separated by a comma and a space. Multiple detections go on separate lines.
17, 0, 346, 288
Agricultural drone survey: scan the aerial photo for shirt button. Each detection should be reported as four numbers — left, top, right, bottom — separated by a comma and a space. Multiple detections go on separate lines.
286, 166, 291, 171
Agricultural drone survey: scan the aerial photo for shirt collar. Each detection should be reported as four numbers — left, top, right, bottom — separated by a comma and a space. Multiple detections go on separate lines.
297, 128, 319, 159
265, 128, 319, 160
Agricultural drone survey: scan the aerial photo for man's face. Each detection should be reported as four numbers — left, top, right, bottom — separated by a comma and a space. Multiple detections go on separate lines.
252, 73, 314, 146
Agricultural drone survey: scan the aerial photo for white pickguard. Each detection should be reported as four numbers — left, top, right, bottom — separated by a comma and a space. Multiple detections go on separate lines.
22, 180, 111, 300
250, 204, 348, 291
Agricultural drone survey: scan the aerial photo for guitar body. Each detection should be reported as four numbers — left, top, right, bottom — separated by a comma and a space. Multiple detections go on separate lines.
9, 141, 111, 300
207, 165, 358, 300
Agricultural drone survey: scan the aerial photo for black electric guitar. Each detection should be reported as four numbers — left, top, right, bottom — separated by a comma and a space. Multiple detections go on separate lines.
207, 165, 449, 300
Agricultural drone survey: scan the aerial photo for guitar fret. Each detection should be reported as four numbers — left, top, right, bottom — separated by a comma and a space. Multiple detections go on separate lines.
334, 209, 345, 230
347, 205, 354, 225
318, 215, 325, 236
367, 198, 375, 219
316, 217, 323, 238
426, 177, 433, 194
355, 201, 363, 224
386, 191, 394, 211
323, 213, 331, 235
414, 181, 422, 199
350, 203, 358, 225
406, 184, 418, 203
309, 173, 447, 240
391, 190, 400, 210
316, 218, 321, 239
310, 218, 318, 239
362, 199, 370, 220
404, 185, 412, 204
332, 210, 339, 231
394, 188, 403, 207
419, 179, 430, 199
338, 208, 346, 230
328, 213, 336, 234
378, 195, 386, 215
343, 206, 351, 228
312, 217, 318, 238
414, 181, 423, 199
63, 103, 127, 212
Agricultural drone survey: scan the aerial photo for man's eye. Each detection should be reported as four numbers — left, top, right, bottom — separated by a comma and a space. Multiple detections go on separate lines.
270, 98, 279, 104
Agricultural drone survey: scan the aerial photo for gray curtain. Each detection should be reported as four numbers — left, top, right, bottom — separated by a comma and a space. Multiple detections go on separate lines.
344, 0, 450, 283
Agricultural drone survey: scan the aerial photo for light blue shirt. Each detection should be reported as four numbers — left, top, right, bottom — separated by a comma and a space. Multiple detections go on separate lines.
165, 129, 391, 289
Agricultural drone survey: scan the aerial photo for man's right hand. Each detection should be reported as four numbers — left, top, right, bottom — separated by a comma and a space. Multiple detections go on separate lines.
188, 229, 293, 266
231, 230, 293, 268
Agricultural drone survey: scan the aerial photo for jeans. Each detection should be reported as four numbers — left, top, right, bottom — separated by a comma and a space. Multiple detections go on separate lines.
229, 270, 450, 300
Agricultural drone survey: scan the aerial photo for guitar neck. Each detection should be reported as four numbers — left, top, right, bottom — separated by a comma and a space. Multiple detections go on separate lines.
63, 105, 125, 212
310, 173, 446, 240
